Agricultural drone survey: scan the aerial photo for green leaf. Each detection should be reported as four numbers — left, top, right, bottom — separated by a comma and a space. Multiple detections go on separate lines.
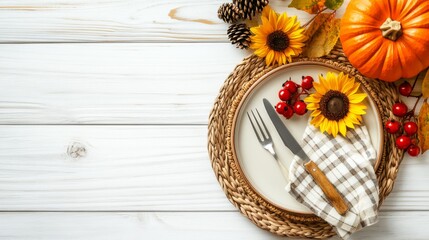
289, 0, 325, 14
324, 0, 344, 10
303, 14, 341, 58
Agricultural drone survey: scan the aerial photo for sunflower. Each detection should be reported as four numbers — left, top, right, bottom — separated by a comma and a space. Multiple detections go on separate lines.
249, 6, 307, 66
305, 72, 367, 137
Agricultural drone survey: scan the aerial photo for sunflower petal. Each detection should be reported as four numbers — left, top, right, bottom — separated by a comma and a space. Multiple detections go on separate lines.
319, 74, 332, 92
344, 115, 356, 129
280, 53, 286, 65
269, 11, 277, 29
261, 16, 274, 34
328, 72, 339, 91
349, 93, 367, 103
349, 107, 366, 115
277, 13, 287, 30
304, 95, 321, 103
347, 113, 361, 125
311, 109, 321, 117
337, 72, 345, 81
313, 81, 327, 94
320, 118, 329, 133
356, 115, 363, 123
265, 50, 275, 66
261, 15, 270, 26
349, 104, 367, 115
339, 119, 347, 136
250, 27, 262, 36
341, 77, 355, 93
251, 37, 266, 44
307, 102, 319, 110
311, 114, 324, 127
253, 46, 269, 57
283, 16, 296, 32
250, 43, 265, 50
332, 78, 339, 91
331, 120, 338, 137
274, 52, 280, 65
326, 121, 333, 135
347, 82, 361, 96
261, 5, 272, 19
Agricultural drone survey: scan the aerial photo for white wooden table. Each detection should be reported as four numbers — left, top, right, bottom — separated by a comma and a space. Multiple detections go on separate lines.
0, 1, 428, 239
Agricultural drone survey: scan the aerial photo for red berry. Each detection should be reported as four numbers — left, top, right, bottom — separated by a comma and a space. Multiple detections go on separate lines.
275, 101, 288, 114
283, 80, 297, 94
392, 102, 408, 117
278, 88, 291, 101
396, 135, 411, 150
301, 76, 314, 90
282, 104, 294, 119
399, 81, 412, 96
293, 101, 307, 115
385, 119, 401, 134
403, 121, 418, 135
407, 144, 421, 157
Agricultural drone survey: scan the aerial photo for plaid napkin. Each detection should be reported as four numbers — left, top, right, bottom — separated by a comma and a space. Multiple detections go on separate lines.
285, 123, 379, 240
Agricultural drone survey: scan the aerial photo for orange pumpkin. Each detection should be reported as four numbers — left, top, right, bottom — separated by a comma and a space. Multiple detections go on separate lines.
340, 0, 429, 82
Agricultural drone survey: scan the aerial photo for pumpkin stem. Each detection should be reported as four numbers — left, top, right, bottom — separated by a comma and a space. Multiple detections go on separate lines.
380, 18, 402, 41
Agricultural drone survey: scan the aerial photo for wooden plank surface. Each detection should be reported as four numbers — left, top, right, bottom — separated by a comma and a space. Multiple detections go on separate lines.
0, 43, 245, 124
0, 125, 426, 211
0, 0, 343, 43
0, 211, 427, 240
0, 125, 232, 211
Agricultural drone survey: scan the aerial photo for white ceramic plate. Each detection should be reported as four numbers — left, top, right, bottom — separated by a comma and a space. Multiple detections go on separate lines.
232, 62, 383, 214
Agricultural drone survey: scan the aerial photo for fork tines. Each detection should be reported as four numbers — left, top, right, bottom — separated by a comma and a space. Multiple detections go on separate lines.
247, 109, 271, 142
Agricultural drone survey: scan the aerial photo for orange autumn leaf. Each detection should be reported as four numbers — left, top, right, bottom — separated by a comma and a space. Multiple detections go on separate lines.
422, 69, 429, 98
418, 101, 429, 154
303, 13, 341, 58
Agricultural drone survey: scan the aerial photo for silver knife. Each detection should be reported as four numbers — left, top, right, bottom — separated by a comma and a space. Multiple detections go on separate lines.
263, 98, 349, 215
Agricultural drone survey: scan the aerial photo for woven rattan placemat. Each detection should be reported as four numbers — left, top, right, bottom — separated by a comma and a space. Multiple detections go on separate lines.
208, 44, 404, 238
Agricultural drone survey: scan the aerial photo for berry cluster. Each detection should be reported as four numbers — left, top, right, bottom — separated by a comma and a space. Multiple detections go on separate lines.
385, 80, 422, 157
275, 76, 314, 119
385, 119, 420, 156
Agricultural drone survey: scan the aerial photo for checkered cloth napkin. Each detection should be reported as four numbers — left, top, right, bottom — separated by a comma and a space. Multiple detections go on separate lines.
285, 123, 379, 240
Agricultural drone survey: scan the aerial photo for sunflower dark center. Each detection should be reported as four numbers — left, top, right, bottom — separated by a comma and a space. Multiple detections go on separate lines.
319, 90, 349, 121
267, 30, 290, 52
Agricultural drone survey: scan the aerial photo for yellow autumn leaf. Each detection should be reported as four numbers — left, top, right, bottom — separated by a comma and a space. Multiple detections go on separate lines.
418, 101, 429, 154
289, 0, 326, 14
304, 13, 331, 39
422, 69, 429, 98
304, 14, 341, 58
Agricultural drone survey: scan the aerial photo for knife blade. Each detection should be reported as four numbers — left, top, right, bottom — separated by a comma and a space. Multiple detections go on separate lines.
263, 99, 310, 161
263, 98, 349, 215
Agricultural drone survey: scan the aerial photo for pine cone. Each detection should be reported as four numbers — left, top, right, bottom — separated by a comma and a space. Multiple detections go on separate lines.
217, 3, 243, 23
227, 23, 251, 49
233, 0, 269, 20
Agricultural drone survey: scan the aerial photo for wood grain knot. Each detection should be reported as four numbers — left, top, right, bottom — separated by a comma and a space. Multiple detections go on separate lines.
67, 142, 87, 159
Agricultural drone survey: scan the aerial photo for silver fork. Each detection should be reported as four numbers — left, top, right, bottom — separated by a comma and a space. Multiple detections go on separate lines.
247, 109, 289, 180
